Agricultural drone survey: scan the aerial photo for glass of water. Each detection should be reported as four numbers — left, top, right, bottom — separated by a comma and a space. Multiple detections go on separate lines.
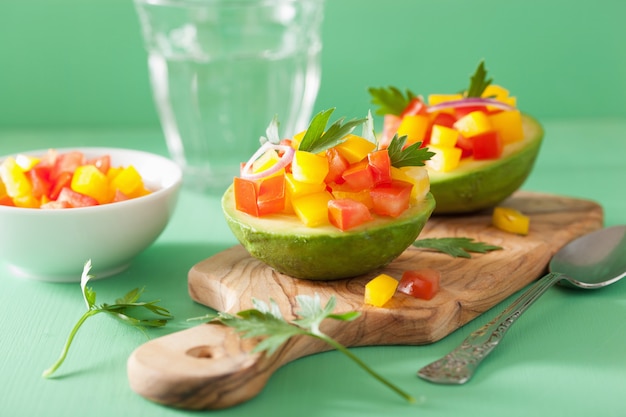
134, 0, 324, 193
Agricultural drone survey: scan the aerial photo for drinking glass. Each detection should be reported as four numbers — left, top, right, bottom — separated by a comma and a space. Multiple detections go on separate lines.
134, 0, 324, 193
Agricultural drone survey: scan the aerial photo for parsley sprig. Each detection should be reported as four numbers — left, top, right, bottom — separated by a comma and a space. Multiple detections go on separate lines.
298, 108, 367, 154
465, 60, 493, 98
413, 237, 502, 258
195, 294, 416, 403
42, 260, 172, 378
387, 134, 435, 168
368, 86, 417, 116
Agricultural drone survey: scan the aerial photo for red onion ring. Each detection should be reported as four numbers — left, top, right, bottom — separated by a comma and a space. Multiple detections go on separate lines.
240, 142, 295, 180
427, 97, 516, 113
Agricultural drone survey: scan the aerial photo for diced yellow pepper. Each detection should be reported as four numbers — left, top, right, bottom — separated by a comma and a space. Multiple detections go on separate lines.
291, 150, 329, 184
329, 187, 373, 209
364, 274, 399, 307
429, 125, 459, 147
292, 191, 333, 227
488, 110, 524, 144
492, 206, 530, 235
453, 111, 493, 138
15, 154, 40, 171
291, 130, 306, 150
396, 114, 430, 146
481, 84, 510, 102
285, 173, 326, 199
251, 149, 284, 178
0, 157, 32, 198
106, 166, 123, 182
334, 134, 376, 164
428, 93, 464, 106
425, 145, 462, 172
110, 165, 143, 196
71, 165, 112, 204
13, 194, 40, 208
396, 166, 430, 201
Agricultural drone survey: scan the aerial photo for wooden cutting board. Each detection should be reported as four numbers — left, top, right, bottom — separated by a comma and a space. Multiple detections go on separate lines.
127, 191, 603, 410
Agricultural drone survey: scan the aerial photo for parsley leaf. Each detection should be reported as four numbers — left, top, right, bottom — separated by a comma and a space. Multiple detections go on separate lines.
259, 114, 281, 145
195, 294, 415, 403
412, 237, 502, 258
298, 108, 367, 154
42, 260, 173, 378
368, 86, 417, 116
386, 134, 435, 168
465, 60, 493, 98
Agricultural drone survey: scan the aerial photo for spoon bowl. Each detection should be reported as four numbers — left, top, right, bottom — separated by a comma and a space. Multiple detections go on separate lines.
418, 225, 626, 384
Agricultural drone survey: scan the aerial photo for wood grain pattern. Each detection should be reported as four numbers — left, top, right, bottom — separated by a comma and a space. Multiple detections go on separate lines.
127, 191, 603, 410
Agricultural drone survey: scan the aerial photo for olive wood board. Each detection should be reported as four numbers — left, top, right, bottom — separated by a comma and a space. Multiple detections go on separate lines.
128, 191, 603, 410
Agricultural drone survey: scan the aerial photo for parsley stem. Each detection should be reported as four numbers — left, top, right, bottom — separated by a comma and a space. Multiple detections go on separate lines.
42, 309, 102, 378
317, 334, 416, 403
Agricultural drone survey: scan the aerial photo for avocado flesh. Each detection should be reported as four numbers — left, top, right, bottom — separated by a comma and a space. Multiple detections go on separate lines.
429, 114, 544, 214
222, 188, 436, 281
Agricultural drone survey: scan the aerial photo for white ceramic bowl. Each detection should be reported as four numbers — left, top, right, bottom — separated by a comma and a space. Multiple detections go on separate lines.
0, 147, 182, 282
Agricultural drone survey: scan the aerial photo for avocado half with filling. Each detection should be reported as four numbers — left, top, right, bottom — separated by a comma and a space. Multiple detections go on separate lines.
222, 188, 436, 281
429, 114, 543, 214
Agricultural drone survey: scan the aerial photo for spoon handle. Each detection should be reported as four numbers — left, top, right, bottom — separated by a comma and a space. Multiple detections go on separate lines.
417, 271, 564, 384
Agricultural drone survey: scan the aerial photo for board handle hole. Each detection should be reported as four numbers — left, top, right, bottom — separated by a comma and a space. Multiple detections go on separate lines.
186, 345, 219, 359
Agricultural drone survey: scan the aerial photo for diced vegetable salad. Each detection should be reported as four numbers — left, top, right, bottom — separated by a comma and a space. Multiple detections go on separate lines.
0, 149, 151, 209
370, 61, 525, 173
232, 109, 434, 231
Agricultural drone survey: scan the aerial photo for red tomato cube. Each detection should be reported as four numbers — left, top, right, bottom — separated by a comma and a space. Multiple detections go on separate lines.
341, 161, 375, 191
56, 187, 99, 208
398, 269, 441, 300
471, 131, 503, 160
324, 148, 350, 184
51, 151, 84, 180
369, 180, 413, 217
257, 174, 286, 216
233, 177, 259, 216
328, 198, 373, 231
367, 149, 392, 185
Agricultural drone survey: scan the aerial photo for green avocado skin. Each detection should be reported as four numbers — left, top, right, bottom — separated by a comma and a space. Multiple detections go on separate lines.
223, 191, 436, 281
429, 114, 544, 214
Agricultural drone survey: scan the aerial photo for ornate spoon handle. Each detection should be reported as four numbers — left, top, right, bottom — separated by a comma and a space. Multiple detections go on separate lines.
417, 272, 564, 384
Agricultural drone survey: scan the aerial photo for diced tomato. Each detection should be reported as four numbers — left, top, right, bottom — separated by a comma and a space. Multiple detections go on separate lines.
397, 269, 441, 300
367, 149, 392, 185
257, 174, 286, 216
40, 200, 71, 209
0, 195, 15, 206
324, 148, 350, 184
27, 166, 52, 199
56, 187, 99, 208
369, 180, 413, 217
86, 155, 111, 174
456, 134, 474, 158
400, 97, 428, 117
51, 151, 84, 181
327, 198, 373, 231
380, 114, 402, 149
471, 131, 503, 160
430, 112, 457, 128
341, 161, 375, 191
112, 189, 130, 203
233, 177, 259, 216
49, 171, 73, 200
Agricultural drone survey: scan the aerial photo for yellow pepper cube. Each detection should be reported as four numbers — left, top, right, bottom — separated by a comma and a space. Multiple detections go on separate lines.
334, 134, 376, 164
253, 149, 279, 172
13, 194, 40, 208
425, 145, 462, 172
453, 111, 492, 138
397, 166, 430, 201
290, 130, 306, 150
292, 191, 333, 227
285, 173, 326, 199
488, 110, 524, 144
428, 93, 464, 106
329, 186, 373, 209
481, 84, 510, 101
71, 165, 112, 204
110, 165, 144, 196
15, 154, 40, 171
493, 206, 530, 235
364, 273, 399, 307
0, 157, 32, 198
429, 125, 459, 147
291, 150, 329, 184
396, 114, 430, 146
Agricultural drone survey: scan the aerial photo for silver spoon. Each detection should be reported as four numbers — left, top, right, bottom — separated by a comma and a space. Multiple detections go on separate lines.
418, 225, 626, 384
